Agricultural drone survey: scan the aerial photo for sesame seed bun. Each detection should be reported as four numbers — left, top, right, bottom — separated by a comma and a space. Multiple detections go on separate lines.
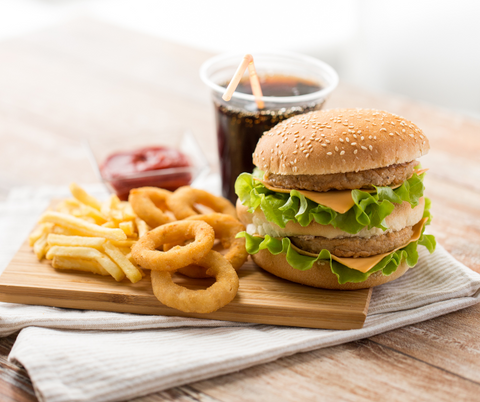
252, 251, 410, 290
253, 108, 430, 176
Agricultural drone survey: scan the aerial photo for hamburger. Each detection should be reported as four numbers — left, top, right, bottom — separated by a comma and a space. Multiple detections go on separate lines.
235, 108, 436, 290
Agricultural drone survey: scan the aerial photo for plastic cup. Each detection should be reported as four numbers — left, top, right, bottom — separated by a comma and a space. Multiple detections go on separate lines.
200, 51, 339, 202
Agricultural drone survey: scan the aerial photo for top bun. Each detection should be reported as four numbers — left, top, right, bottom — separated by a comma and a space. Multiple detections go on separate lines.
253, 108, 430, 176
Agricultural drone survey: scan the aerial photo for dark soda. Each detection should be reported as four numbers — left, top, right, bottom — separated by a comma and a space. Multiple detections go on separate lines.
215, 75, 324, 202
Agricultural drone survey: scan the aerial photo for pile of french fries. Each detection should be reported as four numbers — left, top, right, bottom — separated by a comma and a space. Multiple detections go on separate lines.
29, 183, 151, 283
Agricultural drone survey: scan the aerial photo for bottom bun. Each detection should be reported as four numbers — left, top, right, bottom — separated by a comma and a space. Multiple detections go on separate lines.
252, 250, 410, 290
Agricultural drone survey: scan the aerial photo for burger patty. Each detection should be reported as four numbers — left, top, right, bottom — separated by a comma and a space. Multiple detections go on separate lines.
264, 161, 419, 192
290, 226, 414, 258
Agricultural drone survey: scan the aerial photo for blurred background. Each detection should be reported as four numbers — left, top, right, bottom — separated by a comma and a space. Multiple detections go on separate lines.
1, 0, 479, 118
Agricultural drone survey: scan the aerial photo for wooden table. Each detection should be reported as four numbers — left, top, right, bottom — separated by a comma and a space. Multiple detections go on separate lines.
1, 19, 480, 402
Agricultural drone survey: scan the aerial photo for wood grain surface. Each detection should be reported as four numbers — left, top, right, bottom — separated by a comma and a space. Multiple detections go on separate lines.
0, 234, 372, 330
1, 18, 480, 402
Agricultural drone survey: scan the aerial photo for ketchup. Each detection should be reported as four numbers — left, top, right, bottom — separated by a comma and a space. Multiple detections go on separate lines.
101, 146, 191, 200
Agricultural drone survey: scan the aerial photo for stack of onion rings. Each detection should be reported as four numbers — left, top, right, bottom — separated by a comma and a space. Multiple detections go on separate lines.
129, 187, 175, 228
130, 186, 247, 314
164, 213, 248, 278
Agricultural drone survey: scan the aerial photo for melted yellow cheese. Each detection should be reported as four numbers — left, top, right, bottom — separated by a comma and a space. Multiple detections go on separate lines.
290, 217, 428, 273
257, 168, 428, 214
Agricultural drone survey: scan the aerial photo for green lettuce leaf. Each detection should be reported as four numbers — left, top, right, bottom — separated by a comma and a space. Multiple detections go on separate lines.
236, 194, 435, 284
238, 230, 436, 284
235, 170, 426, 235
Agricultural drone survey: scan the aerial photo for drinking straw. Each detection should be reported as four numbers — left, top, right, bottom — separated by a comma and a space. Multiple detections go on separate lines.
222, 54, 264, 109
247, 58, 264, 109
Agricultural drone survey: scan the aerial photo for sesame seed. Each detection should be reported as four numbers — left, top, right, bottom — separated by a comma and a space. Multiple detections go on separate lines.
306, 141, 311, 145
361, 136, 364, 140
389, 133, 394, 136
368, 135, 372, 139
402, 129, 406, 133
325, 140, 330, 144
335, 146, 339, 151
351, 142, 357, 146
374, 136, 377, 140
276, 143, 279, 147
301, 136, 305, 140
321, 143, 327, 147
293, 150, 297, 154
380, 128, 387, 132
369, 145, 373, 151
409, 134, 414, 138
282, 164, 285, 168
353, 134, 357, 139
340, 150, 345, 155
326, 152, 332, 155
354, 149, 358, 154
339, 138, 344, 143
357, 130, 362, 134
346, 137, 350, 142
306, 153, 310, 158
361, 146, 367, 150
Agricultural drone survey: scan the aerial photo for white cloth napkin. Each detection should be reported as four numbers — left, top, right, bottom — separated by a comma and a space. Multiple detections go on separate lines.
2, 185, 480, 402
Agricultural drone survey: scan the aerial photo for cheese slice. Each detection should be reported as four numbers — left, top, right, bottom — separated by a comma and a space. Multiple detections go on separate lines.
256, 168, 429, 214
290, 217, 428, 273
259, 180, 355, 213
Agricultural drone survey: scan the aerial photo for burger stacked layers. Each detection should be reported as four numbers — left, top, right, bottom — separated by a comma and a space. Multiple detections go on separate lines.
235, 108, 436, 290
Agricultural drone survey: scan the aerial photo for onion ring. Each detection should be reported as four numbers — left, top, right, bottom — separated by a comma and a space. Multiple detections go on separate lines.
166, 213, 248, 278
167, 187, 236, 220
131, 220, 214, 271
151, 250, 239, 313
129, 187, 175, 228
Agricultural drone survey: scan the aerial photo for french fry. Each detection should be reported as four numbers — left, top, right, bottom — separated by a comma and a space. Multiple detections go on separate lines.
46, 246, 125, 281
119, 221, 135, 237
135, 217, 150, 238
102, 242, 143, 283
78, 204, 107, 225
51, 225, 88, 237
111, 239, 137, 248
33, 233, 49, 260
101, 221, 117, 228
119, 202, 136, 221
47, 234, 106, 249
69, 183, 102, 211
117, 247, 132, 255
52, 256, 110, 276
126, 252, 146, 277
29, 223, 53, 246
102, 194, 123, 221
39, 211, 127, 241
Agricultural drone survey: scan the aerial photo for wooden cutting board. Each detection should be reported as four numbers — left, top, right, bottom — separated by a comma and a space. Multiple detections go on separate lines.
0, 238, 372, 330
